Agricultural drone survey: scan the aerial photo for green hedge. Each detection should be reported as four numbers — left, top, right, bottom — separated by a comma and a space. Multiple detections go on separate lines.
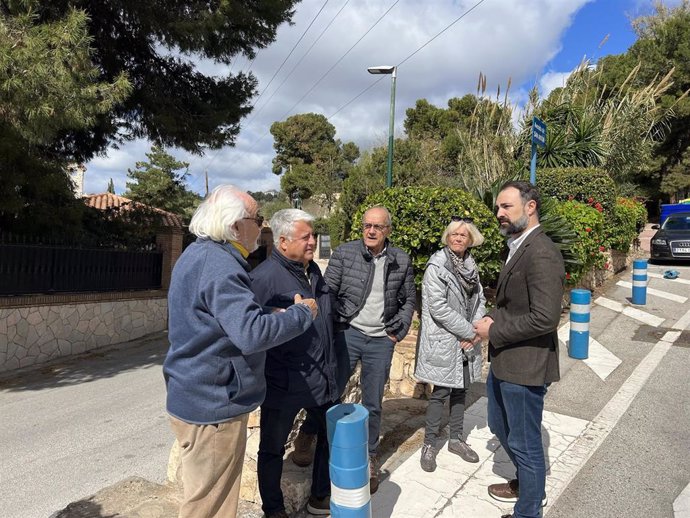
538, 167, 617, 213
353, 187, 504, 286
604, 197, 648, 251
552, 200, 606, 284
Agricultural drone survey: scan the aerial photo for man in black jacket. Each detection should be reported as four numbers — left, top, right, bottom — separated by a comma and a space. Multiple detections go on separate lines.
251, 209, 339, 518
324, 205, 415, 493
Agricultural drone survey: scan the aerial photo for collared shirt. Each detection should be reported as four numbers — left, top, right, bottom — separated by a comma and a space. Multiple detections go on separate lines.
506, 224, 540, 264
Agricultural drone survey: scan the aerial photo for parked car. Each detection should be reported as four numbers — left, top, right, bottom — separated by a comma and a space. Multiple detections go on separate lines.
650, 212, 690, 262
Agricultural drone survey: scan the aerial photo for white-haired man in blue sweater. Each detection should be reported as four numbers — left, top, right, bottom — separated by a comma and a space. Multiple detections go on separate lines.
163, 185, 318, 518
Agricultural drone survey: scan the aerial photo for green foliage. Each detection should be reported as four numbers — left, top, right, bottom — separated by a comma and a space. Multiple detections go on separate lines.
13, 0, 299, 159
271, 113, 359, 211
124, 145, 201, 222
0, 8, 131, 146
351, 187, 504, 286
538, 167, 617, 212
0, 6, 130, 234
604, 197, 648, 251
107, 178, 115, 194
551, 201, 607, 285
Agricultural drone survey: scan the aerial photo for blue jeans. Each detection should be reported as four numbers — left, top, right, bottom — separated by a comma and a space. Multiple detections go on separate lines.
487, 369, 547, 518
343, 326, 396, 454
258, 402, 332, 514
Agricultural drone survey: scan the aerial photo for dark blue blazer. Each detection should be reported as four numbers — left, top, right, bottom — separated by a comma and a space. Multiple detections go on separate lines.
250, 249, 338, 409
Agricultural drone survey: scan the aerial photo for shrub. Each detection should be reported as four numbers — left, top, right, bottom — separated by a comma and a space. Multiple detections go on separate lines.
538, 167, 617, 213
604, 197, 648, 251
552, 200, 606, 284
352, 187, 504, 286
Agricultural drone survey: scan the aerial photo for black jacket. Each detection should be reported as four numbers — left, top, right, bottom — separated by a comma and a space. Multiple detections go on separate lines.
324, 239, 416, 341
250, 249, 338, 408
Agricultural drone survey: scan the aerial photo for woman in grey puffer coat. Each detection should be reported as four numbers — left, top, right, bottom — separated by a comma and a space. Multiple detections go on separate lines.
414, 218, 486, 472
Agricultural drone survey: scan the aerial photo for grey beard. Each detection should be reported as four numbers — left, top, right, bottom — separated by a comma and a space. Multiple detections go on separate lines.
499, 213, 529, 236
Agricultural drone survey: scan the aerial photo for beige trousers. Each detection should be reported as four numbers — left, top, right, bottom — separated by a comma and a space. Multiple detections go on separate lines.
170, 413, 249, 518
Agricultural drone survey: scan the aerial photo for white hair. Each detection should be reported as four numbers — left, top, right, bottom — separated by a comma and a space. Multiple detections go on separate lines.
188, 185, 250, 242
270, 209, 315, 246
441, 220, 485, 247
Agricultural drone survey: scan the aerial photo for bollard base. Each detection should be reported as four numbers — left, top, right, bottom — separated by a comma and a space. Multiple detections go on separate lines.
331, 501, 372, 518
568, 332, 589, 360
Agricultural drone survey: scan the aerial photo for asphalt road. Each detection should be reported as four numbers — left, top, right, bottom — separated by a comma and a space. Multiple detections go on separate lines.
546, 261, 690, 518
0, 332, 173, 518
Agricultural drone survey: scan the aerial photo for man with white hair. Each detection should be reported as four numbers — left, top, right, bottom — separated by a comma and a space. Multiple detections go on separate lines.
250, 209, 339, 518
163, 186, 318, 518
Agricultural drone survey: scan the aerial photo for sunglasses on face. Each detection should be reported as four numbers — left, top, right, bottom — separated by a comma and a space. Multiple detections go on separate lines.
451, 216, 474, 224
243, 215, 264, 226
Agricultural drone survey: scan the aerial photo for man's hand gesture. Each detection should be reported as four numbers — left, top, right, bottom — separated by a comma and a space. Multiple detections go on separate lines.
294, 293, 318, 319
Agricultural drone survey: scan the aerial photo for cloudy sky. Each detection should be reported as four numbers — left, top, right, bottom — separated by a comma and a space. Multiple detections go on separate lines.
84, 0, 668, 196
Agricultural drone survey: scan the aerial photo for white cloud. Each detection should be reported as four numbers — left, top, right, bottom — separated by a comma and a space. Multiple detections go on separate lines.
85, 0, 592, 196
539, 70, 574, 97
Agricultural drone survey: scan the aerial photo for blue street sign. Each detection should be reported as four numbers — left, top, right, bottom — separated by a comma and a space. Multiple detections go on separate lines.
530, 117, 547, 184
532, 117, 547, 147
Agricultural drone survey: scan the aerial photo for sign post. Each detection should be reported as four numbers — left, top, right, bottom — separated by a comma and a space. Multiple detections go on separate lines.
531, 116, 547, 185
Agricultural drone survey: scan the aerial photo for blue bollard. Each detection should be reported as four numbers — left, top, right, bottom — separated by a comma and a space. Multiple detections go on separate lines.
632, 259, 648, 305
568, 289, 591, 359
327, 403, 371, 518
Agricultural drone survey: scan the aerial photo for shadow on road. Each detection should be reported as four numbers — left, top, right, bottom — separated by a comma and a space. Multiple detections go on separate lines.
0, 331, 168, 392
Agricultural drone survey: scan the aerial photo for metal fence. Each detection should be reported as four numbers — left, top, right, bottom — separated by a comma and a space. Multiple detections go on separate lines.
0, 242, 162, 295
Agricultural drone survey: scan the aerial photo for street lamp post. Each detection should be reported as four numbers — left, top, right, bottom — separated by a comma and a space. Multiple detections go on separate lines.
367, 65, 397, 188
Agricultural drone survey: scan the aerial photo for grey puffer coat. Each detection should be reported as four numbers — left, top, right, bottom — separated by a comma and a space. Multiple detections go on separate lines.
324, 239, 416, 341
414, 248, 486, 389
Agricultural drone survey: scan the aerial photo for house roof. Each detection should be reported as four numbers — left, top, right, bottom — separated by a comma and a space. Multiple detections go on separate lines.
83, 193, 185, 229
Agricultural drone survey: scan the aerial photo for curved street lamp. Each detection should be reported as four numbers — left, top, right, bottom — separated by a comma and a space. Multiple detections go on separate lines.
367, 65, 397, 188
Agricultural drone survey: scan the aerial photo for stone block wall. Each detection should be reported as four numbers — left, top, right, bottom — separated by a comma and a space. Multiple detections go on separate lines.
0, 293, 167, 373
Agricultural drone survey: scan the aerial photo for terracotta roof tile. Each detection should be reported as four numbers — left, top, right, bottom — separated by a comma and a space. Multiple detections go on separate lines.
83, 193, 185, 229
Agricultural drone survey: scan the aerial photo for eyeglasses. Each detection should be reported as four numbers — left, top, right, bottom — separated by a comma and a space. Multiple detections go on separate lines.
242, 215, 264, 226
363, 223, 389, 233
451, 216, 474, 224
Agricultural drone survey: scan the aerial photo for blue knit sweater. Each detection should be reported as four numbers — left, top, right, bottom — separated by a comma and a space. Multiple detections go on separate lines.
163, 238, 313, 424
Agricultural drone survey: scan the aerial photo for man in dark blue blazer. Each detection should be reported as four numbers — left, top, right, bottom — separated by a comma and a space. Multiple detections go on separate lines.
251, 209, 339, 518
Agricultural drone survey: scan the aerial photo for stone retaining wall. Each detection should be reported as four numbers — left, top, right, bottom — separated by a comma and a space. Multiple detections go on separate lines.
0, 293, 167, 373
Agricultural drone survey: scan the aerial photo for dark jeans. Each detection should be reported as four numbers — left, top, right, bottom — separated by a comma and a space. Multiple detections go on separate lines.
487, 369, 547, 518
258, 401, 332, 514
342, 326, 396, 454
424, 385, 467, 446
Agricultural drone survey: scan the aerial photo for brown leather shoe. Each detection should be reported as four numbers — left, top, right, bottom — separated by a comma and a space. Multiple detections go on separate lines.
448, 439, 479, 463
369, 454, 380, 494
291, 431, 316, 467
488, 479, 548, 506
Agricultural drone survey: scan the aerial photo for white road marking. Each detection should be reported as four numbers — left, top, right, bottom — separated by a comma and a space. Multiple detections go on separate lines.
671, 309, 690, 331
617, 280, 688, 303
594, 296, 665, 327
648, 272, 690, 286
545, 314, 685, 515
558, 322, 621, 381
